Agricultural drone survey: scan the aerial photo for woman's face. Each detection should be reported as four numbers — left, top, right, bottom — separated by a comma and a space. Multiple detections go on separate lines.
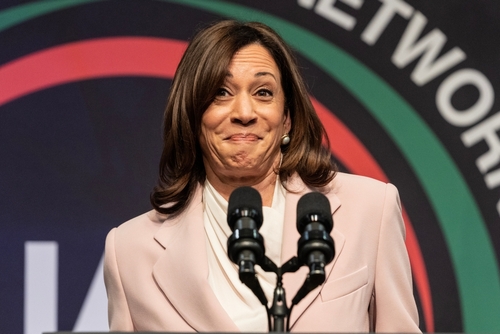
200, 43, 291, 184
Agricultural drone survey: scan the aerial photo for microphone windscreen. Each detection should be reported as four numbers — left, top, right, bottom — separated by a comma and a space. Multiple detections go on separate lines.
227, 186, 263, 230
296, 192, 333, 233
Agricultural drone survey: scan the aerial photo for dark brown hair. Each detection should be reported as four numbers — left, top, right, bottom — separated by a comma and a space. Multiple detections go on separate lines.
150, 20, 336, 217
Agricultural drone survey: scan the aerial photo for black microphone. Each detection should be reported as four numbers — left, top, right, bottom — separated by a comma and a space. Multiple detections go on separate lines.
296, 192, 335, 286
227, 186, 267, 305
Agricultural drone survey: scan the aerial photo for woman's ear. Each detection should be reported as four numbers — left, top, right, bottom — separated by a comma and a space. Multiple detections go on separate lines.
284, 110, 292, 133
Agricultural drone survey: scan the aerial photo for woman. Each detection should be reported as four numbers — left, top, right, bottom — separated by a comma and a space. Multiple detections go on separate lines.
104, 20, 420, 332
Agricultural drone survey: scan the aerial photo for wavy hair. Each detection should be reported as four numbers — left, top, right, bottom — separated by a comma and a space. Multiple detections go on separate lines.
150, 20, 336, 217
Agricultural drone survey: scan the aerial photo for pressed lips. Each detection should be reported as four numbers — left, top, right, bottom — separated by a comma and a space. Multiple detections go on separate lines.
226, 133, 260, 141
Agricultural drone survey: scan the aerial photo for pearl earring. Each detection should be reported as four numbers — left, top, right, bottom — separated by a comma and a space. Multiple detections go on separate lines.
281, 133, 290, 146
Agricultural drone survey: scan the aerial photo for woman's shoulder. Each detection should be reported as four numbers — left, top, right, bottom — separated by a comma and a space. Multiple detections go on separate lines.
331, 172, 399, 200
111, 210, 167, 240
111, 185, 203, 240
333, 172, 388, 187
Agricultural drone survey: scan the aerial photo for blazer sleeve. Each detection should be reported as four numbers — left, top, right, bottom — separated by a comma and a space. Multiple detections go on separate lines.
103, 227, 134, 331
373, 183, 421, 332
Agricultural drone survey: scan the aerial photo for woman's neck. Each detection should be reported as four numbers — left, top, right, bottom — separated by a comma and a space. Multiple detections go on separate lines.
205, 169, 278, 207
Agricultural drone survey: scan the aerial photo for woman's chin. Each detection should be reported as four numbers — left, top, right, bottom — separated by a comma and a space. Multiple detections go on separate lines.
218, 167, 268, 183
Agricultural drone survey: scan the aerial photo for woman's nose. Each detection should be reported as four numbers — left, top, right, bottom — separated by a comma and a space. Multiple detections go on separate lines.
231, 94, 257, 125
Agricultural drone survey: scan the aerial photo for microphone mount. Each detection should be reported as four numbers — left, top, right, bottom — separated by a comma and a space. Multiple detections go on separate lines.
227, 188, 335, 332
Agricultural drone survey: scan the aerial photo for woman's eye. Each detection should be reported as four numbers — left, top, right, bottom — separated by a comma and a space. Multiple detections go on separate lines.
256, 89, 273, 97
216, 88, 229, 97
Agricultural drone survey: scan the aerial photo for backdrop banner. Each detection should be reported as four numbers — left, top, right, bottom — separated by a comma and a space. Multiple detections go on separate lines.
1, 1, 500, 333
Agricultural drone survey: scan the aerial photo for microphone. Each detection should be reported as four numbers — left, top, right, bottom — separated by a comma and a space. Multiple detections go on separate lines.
296, 192, 335, 286
227, 186, 267, 305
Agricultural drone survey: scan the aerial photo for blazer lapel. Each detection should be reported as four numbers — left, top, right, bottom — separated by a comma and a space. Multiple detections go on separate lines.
281, 176, 345, 328
152, 187, 238, 332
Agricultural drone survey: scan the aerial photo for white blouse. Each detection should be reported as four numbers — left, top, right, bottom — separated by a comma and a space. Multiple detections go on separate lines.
203, 179, 286, 332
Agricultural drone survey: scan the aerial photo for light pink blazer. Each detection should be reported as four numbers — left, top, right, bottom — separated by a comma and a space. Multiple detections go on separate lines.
104, 172, 420, 332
